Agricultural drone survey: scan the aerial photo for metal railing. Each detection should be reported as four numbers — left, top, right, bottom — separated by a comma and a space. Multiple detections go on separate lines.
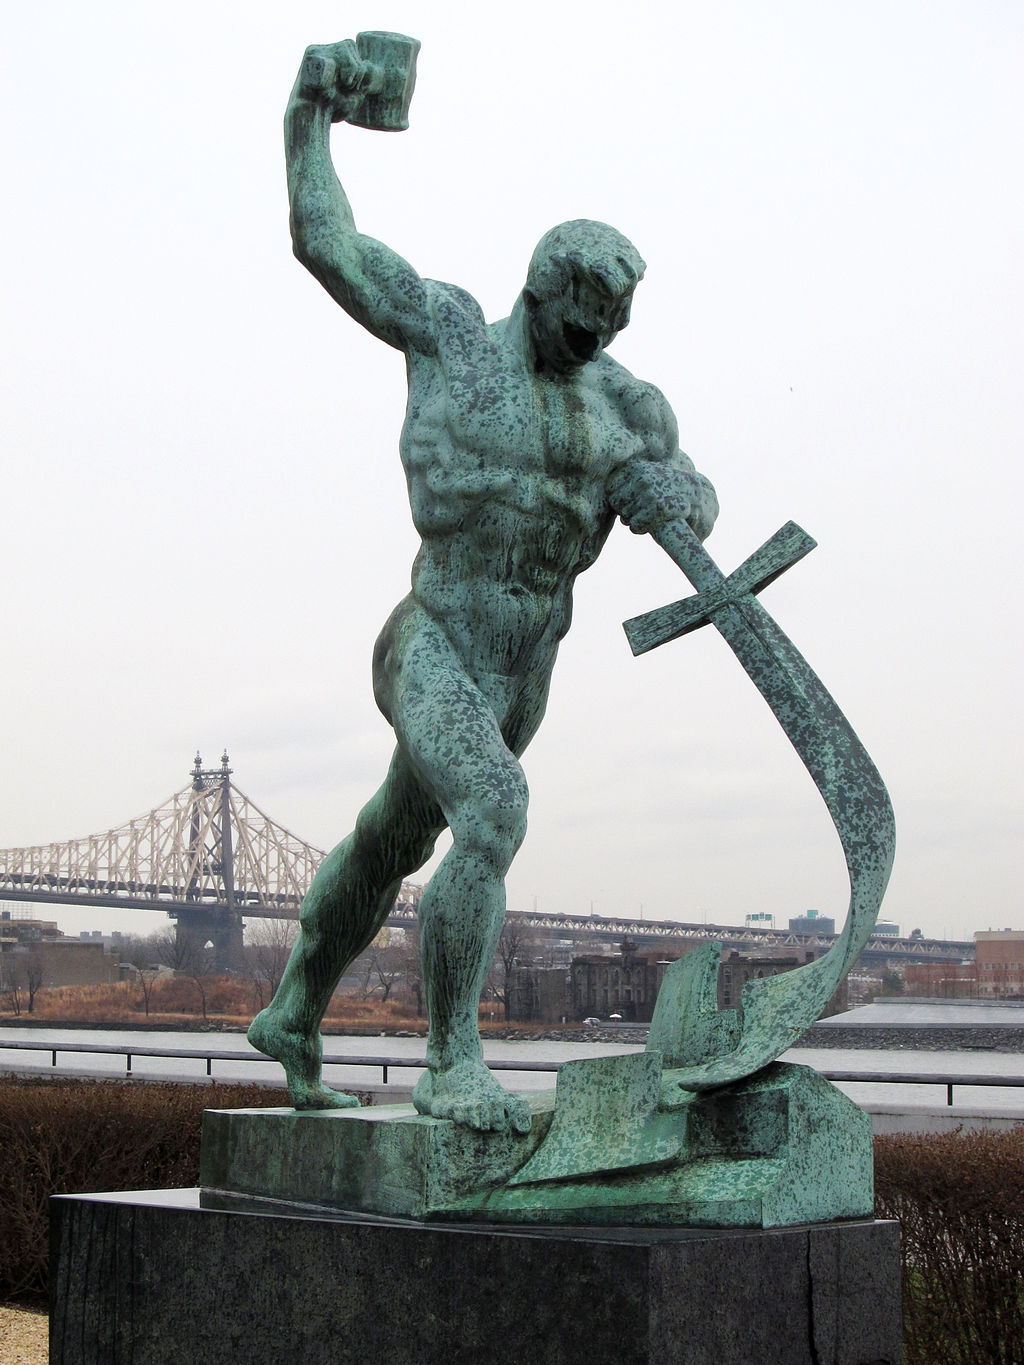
0, 1038, 559, 1086
2, 1038, 1024, 1105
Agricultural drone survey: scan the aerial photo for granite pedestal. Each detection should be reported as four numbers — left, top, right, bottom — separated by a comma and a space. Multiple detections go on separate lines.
50, 1188, 902, 1364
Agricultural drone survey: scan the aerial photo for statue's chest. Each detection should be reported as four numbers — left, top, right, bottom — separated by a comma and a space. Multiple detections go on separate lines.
439, 358, 617, 482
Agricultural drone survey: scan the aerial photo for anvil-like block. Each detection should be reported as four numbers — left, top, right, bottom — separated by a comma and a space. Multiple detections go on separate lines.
199, 1061, 872, 1229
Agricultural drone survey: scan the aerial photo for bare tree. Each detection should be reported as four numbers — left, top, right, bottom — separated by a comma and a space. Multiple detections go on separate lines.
0, 952, 45, 1015
0, 954, 22, 1016
246, 918, 298, 1011
349, 928, 419, 1007
371, 932, 404, 1003
155, 928, 217, 1019
185, 936, 217, 1021
152, 927, 195, 974
488, 921, 538, 1022
124, 937, 163, 1016
355, 928, 402, 1003
396, 927, 423, 1016
24, 952, 44, 1014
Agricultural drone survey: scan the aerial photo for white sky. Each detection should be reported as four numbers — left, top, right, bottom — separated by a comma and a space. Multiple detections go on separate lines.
1, 2, 1021, 946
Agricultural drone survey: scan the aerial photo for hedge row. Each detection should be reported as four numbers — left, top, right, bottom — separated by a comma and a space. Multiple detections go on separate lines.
0, 1078, 291, 1300
2, 1079, 1023, 1361
874, 1127, 1024, 1365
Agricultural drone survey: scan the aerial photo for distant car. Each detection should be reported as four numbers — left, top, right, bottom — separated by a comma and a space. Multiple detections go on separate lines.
608, 1013, 623, 1020
582, 1016, 600, 1026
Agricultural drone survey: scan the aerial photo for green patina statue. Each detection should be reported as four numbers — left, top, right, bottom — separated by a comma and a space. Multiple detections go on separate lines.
246, 38, 896, 1213
249, 33, 719, 1133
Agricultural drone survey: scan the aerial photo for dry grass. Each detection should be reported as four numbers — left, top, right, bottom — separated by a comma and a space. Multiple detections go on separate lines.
6, 978, 429, 1030
3, 979, 558, 1033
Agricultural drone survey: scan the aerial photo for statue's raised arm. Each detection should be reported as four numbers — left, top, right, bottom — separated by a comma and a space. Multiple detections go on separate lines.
286, 34, 435, 355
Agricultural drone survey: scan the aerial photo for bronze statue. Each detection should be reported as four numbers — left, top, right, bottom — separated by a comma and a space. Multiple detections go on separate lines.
249, 35, 718, 1132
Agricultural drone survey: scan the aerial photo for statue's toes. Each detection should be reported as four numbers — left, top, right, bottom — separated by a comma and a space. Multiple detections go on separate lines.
462, 1097, 531, 1133
411, 1073, 433, 1115
294, 1086, 359, 1111
508, 1099, 532, 1135
449, 1098, 501, 1132
450, 1102, 475, 1129
487, 1099, 510, 1131
327, 1088, 361, 1109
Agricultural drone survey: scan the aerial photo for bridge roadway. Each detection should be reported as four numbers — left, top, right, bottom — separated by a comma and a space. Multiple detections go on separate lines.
0, 881, 972, 965
386, 903, 972, 966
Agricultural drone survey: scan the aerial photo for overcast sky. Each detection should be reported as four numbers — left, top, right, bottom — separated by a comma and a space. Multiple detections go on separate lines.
1, 2, 1021, 946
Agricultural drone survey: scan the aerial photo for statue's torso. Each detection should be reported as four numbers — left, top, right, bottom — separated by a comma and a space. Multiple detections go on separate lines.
398, 285, 650, 676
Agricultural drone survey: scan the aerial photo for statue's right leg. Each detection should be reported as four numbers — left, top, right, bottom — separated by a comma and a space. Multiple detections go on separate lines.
248, 749, 443, 1109
381, 620, 534, 1133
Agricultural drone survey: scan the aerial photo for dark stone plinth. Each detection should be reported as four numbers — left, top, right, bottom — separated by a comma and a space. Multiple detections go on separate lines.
50, 1189, 902, 1364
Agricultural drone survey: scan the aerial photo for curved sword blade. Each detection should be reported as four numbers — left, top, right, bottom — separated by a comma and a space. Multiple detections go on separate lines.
627, 518, 896, 1092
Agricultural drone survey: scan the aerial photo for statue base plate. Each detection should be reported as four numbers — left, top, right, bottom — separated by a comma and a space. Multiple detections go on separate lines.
50, 1189, 901, 1364
199, 1062, 874, 1228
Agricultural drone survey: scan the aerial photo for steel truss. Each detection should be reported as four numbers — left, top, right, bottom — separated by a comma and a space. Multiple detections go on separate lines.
0, 759, 968, 965
0, 753, 422, 921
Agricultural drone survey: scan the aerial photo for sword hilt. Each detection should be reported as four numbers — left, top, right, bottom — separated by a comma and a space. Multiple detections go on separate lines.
623, 519, 816, 656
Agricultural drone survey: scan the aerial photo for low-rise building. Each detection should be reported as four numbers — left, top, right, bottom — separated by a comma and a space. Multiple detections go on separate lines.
788, 910, 836, 937
507, 968, 571, 1024
0, 912, 120, 991
974, 931, 1024, 998
719, 949, 848, 1016
569, 940, 682, 1022
904, 961, 979, 997
565, 938, 848, 1023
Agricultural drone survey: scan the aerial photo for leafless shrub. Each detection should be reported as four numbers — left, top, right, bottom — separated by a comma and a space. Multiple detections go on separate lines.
245, 917, 298, 1011
0, 1078, 294, 1300
875, 1127, 1024, 1364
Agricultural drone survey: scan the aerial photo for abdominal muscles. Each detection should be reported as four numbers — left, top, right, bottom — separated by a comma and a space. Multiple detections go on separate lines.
410, 495, 609, 675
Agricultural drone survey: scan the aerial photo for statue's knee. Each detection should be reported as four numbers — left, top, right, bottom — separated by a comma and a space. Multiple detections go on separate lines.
352, 800, 437, 879
504, 794, 529, 854
296, 904, 323, 944
455, 786, 528, 870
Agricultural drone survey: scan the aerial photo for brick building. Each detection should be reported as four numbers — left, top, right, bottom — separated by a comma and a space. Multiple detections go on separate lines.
719, 947, 845, 1013
508, 968, 571, 1024
0, 913, 120, 992
974, 931, 1024, 998
566, 939, 848, 1023
570, 941, 680, 1022
904, 960, 979, 997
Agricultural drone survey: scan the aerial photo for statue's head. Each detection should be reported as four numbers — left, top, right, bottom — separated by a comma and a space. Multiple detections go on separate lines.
523, 220, 646, 374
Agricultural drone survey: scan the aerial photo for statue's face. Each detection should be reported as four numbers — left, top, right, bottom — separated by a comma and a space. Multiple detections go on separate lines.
527, 270, 634, 374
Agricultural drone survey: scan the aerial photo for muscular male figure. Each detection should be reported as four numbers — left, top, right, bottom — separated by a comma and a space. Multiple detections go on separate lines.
249, 41, 720, 1134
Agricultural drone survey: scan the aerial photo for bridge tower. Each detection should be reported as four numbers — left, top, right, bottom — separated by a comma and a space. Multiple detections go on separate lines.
174, 751, 245, 972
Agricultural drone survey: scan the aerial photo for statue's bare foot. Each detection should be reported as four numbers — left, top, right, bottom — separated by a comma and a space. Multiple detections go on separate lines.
248, 1009, 360, 1111
413, 1060, 531, 1134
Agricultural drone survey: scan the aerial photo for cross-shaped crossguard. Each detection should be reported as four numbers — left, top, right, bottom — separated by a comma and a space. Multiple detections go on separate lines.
623, 520, 816, 657
618, 513, 895, 1093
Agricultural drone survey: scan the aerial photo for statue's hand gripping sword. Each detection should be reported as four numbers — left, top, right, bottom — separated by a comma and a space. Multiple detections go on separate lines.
623, 518, 896, 1093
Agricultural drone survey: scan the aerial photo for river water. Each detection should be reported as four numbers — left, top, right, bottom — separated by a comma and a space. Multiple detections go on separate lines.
3, 1025, 1024, 1116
